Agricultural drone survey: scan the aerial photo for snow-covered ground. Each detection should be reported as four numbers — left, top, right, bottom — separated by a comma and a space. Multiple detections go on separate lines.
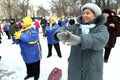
0, 28, 120, 80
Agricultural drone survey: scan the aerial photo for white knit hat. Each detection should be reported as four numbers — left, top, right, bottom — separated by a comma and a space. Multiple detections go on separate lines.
81, 3, 102, 17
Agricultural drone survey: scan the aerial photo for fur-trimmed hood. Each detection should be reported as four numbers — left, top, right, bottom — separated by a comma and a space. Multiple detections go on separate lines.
76, 15, 107, 26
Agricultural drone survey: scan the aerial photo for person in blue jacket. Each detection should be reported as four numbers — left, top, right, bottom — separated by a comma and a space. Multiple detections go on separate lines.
43, 16, 62, 58
58, 15, 68, 27
14, 17, 41, 80
3, 21, 11, 39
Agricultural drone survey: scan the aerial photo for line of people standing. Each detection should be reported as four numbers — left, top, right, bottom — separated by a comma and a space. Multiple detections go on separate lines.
0, 15, 68, 79
2, 19, 20, 44
11, 15, 68, 80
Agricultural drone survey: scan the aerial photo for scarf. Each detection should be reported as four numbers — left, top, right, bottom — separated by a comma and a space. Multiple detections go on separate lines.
20, 25, 32, 33
50, 23, 53, 30
80, 24, 96, 34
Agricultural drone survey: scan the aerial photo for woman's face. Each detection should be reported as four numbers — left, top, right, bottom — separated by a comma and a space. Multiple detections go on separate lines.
49, 18, 54, 23
21, 22, 28, 29
103, 13, 109, 17
82, 8, 96, 23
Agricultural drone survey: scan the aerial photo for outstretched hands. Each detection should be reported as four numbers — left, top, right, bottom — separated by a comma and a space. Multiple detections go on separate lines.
57, 30, 81, 46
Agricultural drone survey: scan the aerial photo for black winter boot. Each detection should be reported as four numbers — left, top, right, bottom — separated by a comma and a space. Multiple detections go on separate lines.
24, 75, 33, 80
0, 56, 1, 60
34, 78, 38, 80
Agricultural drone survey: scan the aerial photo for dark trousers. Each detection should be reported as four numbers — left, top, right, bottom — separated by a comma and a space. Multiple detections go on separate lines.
11, 34, 16, 43
104, 48, 112, 61
5, 31, 11, 39
0, 33, 1, 43
25, 60, 40, 79
48, 43, 62, 57
0, 56, 1, 60
42, 27, 45, 33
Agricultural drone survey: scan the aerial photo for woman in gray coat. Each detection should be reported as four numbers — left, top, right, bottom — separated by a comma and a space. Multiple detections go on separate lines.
54, 3, 109, 80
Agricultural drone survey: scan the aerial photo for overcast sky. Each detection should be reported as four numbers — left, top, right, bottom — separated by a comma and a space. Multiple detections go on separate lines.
29, 0, 50, 9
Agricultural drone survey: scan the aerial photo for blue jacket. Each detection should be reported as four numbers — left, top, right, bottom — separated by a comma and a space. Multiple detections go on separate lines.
58, 19, 67, 27
43, 23, 59, 44
16, 28, 41, 64
3, 24, 10, 32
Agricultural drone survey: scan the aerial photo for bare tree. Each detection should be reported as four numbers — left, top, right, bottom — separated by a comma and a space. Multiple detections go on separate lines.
28, 5, 35, 18
7, 0, 12, 19
0, 0, 29, 20
95, 0, 119, 12
49, 0, 81, 17
0, 0, 20, 19
50, 0, 69, 16
20, 0, 30, 18
37, 6, 49, 17
0, 0, 120, 21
